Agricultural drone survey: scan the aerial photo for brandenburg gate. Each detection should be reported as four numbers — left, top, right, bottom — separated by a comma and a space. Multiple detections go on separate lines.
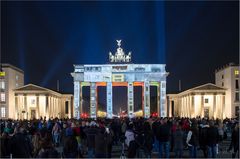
71, 40, 168, 118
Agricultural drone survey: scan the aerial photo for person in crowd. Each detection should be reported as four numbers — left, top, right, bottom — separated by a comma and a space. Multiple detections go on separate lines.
125, 122, 137, 158
152, 118, 160, 153
95, 127, 109, 158
60, 122, 68, 147
84, 121, 99, 158
186, 122, 199, 158
206, 120, 219, 158
199, 119, 209, 158
52, 121, 61, 146
32, 132, 42, 157
142, 121, 154, 158
156, 117, 171, 158
63, 126, 79, 158
125, 122, 135, 148
228, 122, 239, 158
73, 121, 81, 151
80, 120, 88, 155
173, 122, 184, 158
170, 120, 177, 152
111, 119, 121, 145
4, 122, 14, 135
8, 125, 33, 158
121, 119, 127, 136
0, 131, 11, 158
37, 134, 60, 158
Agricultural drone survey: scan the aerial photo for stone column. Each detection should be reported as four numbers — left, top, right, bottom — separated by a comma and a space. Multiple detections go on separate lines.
107, 82, 113, 118
15, 95, 18, 119
213, 94, 216, 119
128, 82, 134, 117
201, 94, 204, 118
222, 94, 225, 119
36, 95, 39, 119
157, 83, 160, 117
160, 81, 167, 117
188, 95, 191, 117
45, 95, 49, 119
49, 96, 52, 118
191, 95, 195, 117
90, 82, 97, 118
24, 95, 27, 119
144, 81, 150, 118
79, 82, 83, 117
74, 81, 80, 119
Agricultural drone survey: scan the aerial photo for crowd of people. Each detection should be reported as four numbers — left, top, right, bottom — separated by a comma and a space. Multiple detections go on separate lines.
0, 116, 239, 158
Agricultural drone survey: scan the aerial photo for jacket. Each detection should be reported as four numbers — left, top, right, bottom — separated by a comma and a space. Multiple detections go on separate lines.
206, 126, 219, 146
156, 123, 171, 142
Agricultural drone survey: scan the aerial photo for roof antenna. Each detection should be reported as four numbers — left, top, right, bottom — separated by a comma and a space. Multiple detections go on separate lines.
57, 80, 59, 92
179, 80, 182, 92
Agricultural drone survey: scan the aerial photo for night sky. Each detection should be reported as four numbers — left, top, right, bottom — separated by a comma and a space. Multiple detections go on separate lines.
1, 1, 239, 113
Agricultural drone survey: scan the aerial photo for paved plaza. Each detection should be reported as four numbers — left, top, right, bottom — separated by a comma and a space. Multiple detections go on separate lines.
55, 137, 233, 158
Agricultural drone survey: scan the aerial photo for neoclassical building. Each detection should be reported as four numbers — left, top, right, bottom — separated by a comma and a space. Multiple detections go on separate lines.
14, 84, 73, 120
215, 63, 239, 118
71, 40, 168, 119
167, 83, 226, 119
0, 63, 24, 119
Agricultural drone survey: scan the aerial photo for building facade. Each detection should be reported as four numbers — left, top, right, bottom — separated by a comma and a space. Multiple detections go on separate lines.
0, 64, 24, 119
14, 84, 73, 120
167, 83, 226, 119
71, 40, 168, 119
215, 63, 239, 118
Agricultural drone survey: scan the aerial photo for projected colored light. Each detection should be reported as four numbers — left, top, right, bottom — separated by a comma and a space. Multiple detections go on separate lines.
150, 81, 160, 86
96, 82, 107, 86
112, 82, 128, 86
133, 82, 144, 86
81, 82, 90, 87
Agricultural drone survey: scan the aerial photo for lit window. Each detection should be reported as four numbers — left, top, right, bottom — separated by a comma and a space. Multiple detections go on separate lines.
16, 75, 19, 80
0, 81, 5, 89
235, 70, 239, 75
205, 98, 209, 103
235, 92, 239, 102
31, 99, 35, 105
16, 83, 19, 88
1, 107, 5, 117
0, 93, 5, 102
235, 106, 239, 117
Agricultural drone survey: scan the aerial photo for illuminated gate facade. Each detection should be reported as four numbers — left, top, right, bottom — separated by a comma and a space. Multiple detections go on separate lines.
71, 40, 168, 118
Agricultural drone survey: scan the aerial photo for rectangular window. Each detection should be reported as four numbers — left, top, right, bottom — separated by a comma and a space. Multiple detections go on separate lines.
235, 92, 239, 102
235, 70, 239, 76
65, 101, 69, 114
1, 107, 5, 118
0, 93, 5, 102
236, 80, 239, 89
0, 81, 5, 89
31, 99, 35, 105
235, 106, 239, 117
222, 75, 224, 79
222, 82, 224, 87
205, 98, 209, 103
